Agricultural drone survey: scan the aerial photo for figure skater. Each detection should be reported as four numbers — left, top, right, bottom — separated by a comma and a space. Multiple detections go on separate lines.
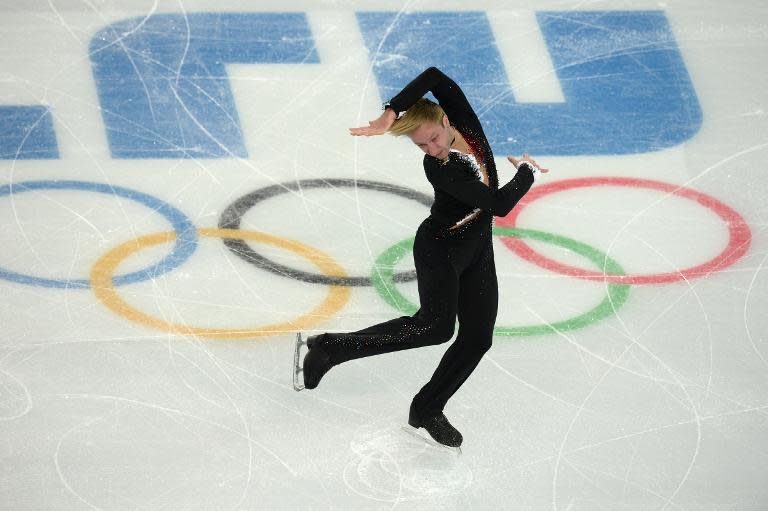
298, 67, 548, 448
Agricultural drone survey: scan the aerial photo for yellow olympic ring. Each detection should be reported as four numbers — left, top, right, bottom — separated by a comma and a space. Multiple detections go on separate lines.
90, 228, 351, 339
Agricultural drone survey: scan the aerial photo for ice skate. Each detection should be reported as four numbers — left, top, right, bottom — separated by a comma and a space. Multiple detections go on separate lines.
405, 404, 463, 454
292, 333, 307, 391
293, 333, 333, 391
302, 334, 333, 389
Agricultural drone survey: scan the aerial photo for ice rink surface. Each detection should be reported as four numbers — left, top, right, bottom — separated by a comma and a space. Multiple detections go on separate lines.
1, 0, 767, 509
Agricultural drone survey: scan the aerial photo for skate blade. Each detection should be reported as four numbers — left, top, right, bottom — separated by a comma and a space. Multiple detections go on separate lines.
401, 425, 462, 455
293, 332, 307, 391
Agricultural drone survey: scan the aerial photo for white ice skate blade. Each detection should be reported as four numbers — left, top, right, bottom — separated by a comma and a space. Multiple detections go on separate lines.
401, 425, 462, 455
293, 332, 307, 391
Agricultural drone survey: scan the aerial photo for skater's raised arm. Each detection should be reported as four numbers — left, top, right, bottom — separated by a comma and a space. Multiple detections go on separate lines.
384, 67, 480, 132
349, 67, 478, 137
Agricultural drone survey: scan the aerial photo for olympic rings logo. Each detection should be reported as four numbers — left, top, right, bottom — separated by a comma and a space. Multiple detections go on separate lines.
0, 177, 752, 339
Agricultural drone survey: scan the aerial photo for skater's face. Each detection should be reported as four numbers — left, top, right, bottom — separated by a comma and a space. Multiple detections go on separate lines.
408, 115, 453, 160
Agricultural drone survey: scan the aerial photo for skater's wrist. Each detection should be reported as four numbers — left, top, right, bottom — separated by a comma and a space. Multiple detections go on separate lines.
518, 161, 540, 181
382, 102, 403, 120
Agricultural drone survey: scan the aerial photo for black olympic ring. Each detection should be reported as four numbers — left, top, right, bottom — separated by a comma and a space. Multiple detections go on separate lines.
218, 178, 433, 286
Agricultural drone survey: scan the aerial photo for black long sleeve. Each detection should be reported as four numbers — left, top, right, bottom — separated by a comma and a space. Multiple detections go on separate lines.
426, 157, 535, 217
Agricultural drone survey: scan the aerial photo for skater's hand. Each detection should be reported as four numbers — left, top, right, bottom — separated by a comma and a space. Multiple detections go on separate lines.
507, 153, 550, 174
349, 109, 397, 136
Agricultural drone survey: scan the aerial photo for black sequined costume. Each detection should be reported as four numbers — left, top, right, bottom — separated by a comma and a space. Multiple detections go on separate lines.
310, 67, 535, 419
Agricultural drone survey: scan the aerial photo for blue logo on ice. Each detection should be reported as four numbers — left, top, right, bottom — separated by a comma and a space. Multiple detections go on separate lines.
358, 10, 702, 156
0, 10, 701, 159
89, 13, 319, 159
0, 106, 58, 159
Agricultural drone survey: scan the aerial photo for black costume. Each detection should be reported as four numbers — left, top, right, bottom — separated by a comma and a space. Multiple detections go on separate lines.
305, 67, 535, 443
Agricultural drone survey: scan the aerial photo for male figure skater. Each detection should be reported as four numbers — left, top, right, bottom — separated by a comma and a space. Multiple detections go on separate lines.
298, 67, 548, 448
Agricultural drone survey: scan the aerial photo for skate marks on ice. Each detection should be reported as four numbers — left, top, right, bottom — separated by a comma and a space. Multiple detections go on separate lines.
343, 422, 472, 504
0, 368, 32, 421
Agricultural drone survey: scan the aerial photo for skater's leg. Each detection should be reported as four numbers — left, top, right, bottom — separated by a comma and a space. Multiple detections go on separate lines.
311, 258, 459, 366
302, 234, 461, 389
412, 238, 498, 417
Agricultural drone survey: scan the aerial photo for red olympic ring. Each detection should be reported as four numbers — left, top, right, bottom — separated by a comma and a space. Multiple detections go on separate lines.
497, 177, 752, 285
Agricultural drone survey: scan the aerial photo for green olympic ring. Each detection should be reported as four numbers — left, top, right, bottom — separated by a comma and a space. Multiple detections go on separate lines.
371, 227, 631, 336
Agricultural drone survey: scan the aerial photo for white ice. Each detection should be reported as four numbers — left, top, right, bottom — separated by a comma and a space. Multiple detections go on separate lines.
1, 1, 767, 510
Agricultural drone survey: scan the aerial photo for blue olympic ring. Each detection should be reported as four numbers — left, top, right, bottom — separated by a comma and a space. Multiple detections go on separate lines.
0, 180, 197, 289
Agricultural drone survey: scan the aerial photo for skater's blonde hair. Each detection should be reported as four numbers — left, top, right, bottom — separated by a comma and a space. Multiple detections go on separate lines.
389, 98, 446, 136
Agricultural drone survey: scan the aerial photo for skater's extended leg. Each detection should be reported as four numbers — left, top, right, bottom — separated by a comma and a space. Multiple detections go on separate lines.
302, 239, 461, 389
312, 265, 458, 360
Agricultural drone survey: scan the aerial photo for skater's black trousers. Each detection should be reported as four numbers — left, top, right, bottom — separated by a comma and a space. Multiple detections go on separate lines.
316, 219, 498, 418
